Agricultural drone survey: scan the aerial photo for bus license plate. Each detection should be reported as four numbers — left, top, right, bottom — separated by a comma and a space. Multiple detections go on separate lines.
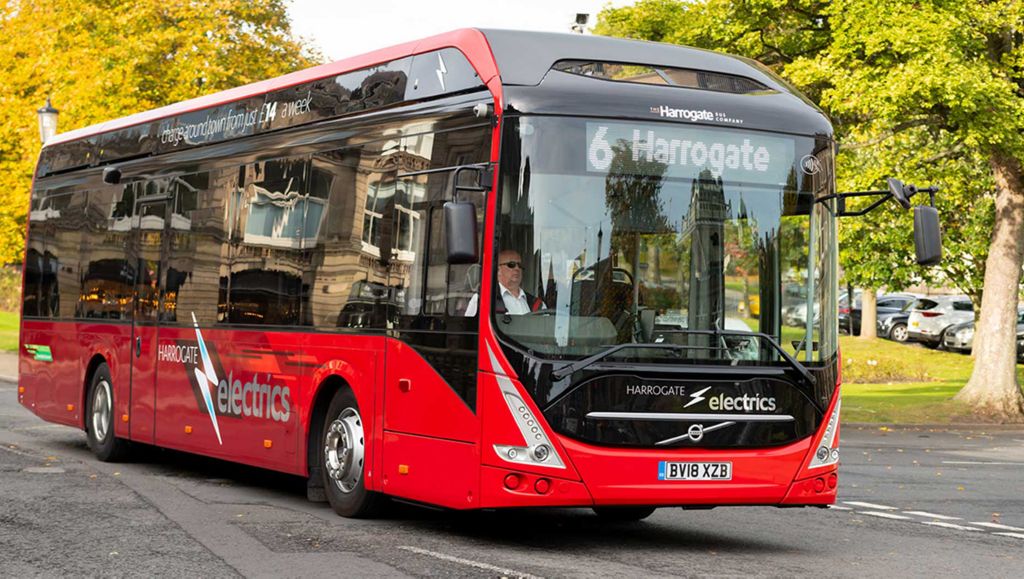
658, 461, 732, 481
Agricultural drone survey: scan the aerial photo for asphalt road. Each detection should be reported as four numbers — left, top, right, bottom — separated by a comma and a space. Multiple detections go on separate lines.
2, 377, 1022, 577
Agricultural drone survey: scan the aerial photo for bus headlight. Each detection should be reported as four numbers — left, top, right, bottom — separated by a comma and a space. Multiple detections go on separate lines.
533, 444, 550, 462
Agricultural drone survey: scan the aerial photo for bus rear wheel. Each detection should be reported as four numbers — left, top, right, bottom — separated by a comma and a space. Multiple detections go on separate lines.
321, 389, 379, 518
85, 363, 132, 462
592, 506, 656, 522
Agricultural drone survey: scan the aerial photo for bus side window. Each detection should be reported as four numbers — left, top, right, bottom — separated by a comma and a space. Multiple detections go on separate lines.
44, 191, 82, 320
164, 171, 224, 326
23, 191, 49, 318
305, 147, 390, 331
226, 157, 309, 327
79, 188, 134, 320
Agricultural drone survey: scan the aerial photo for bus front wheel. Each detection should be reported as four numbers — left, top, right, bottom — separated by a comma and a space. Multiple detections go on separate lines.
321, 389, 379, 518
85, 363, 132, 462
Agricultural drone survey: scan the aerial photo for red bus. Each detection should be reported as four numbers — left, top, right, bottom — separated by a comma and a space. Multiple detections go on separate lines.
18, 29, 939, 520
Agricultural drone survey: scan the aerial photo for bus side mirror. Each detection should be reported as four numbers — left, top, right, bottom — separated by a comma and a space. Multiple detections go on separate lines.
913, 205, 942, 265
444, 201, 478, 264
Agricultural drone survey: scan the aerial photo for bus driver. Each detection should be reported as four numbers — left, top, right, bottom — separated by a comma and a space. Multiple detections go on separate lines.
464, 249, 546, 316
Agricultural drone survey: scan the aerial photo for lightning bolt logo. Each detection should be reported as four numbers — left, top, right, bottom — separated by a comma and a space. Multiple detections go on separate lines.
436, 53, 447, 91
684, 386, 712, 409
191, 313, 223, 445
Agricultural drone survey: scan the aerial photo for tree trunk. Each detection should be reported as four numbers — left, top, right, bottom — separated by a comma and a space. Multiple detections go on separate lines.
956, 152, 1024, 421
859, 289, 878, 339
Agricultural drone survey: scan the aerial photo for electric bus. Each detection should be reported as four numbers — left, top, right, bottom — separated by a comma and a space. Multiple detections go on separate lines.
18, 29, 940, 520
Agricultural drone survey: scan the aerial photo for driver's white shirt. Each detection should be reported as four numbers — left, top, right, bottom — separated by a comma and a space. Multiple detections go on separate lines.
463, 283, 530, 316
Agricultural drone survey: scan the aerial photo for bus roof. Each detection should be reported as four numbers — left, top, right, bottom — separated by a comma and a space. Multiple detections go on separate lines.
39, 29, 828, 178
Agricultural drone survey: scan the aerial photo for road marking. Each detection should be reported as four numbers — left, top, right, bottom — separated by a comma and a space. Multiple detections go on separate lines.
844, 501, 897, 510
903, 511, 961, 520
993, 532, 1024, 540
827, 505, 852, 510
922, 521, 983, 532
940, 460, 1023, 466
398, 546, 544, 579
970, 522, 1024, 532
858, 511, 912, 520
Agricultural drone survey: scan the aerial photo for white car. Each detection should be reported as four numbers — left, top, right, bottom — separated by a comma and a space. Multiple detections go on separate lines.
907, 295, 974, 348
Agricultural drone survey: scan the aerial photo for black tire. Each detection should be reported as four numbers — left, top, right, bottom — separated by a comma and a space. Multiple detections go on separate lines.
85, 363, 132, 462
592, 506, 656, 522
924, 328, 949, 350
889, 323, 909, 343
320, 388, 380, 518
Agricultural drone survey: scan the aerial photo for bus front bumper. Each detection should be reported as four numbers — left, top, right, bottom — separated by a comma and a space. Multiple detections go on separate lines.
556, 435, 836, 507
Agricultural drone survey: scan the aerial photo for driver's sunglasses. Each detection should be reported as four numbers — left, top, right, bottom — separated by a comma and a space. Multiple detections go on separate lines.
500, 260, 524, 270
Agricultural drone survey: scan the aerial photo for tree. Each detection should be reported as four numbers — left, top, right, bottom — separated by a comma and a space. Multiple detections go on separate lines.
595, 0, 1024, 420
0, 0, 320, 266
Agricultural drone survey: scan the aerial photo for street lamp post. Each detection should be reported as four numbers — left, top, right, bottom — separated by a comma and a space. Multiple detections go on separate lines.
37, 97, 59, 144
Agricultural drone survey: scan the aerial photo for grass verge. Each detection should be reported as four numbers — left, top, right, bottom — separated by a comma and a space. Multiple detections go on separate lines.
840, 336, 1024, 424
0, 311, 18, 352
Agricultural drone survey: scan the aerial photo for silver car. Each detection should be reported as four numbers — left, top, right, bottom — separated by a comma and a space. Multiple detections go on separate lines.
907, 296, 973, 348
943, 309, 1024, 354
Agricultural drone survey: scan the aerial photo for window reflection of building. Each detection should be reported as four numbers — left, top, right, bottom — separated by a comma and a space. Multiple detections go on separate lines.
225, 159, 308, 326
308, 143, 401, 330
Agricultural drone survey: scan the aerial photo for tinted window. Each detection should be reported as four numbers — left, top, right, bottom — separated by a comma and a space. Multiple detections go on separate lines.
79, 188, 134, 320
914, 299, 938, 310
23, 191, 58, 318
164, 171, 232, 326
952, 301, 973, 312
225, 158, 309, 326
49, 192, 87, 320
553, 60, 771, 95
305, 147, 392, 330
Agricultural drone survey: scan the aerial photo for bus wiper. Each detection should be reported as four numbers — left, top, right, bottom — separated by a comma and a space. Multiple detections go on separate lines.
550, 329, 816, 389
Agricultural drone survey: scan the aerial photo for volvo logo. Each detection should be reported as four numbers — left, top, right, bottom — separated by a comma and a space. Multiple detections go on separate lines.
656, 421, 737, 446
687, 424, 706, 442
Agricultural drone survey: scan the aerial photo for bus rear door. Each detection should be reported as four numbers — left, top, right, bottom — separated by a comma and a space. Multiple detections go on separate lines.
128, 196, 169, 444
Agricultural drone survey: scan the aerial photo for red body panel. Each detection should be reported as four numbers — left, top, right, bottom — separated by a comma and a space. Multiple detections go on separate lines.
559, 435, 809, 506
381, 431, 479, 509
479, 465, 592, 509
152, 326, 303, 473
383, 340, 478, 443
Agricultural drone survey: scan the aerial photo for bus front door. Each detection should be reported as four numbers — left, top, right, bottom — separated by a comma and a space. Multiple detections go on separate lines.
128, 198, 169, 444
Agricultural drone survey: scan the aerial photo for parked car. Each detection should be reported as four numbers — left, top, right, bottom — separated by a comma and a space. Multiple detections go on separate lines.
907, 296, 974, 348
839, 293, 916, 335
784, 302, 819, 328
877, 304, 914, 342
942, 308, 1024, 356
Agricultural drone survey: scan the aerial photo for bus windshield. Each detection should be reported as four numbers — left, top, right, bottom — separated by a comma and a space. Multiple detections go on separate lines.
494, 115, 837, 365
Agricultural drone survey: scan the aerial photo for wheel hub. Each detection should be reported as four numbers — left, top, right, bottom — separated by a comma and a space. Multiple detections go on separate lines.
324, 408, 364, 494
91, 379, 112, 442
